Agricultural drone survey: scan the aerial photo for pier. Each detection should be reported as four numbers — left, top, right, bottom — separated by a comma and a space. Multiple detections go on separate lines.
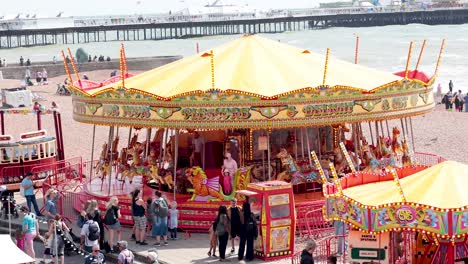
1, 7, 468, 48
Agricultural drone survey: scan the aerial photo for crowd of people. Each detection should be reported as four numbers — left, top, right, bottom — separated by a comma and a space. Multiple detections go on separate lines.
439, 80, 468, 112
17, 174, 338, 264
23, 67, 48, 86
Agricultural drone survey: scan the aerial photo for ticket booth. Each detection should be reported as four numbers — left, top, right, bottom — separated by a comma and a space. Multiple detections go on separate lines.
237, 181, 295, 261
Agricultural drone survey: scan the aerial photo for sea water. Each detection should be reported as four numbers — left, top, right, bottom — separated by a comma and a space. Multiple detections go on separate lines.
0, 23, 466, 92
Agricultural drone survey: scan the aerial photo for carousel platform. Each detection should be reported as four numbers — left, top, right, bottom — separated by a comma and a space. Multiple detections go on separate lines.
83, 175, 144, 198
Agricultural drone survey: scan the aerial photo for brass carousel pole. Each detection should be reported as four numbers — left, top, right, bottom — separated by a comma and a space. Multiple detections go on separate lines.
267, 129, 271, 181
400, 119, 406, 139
380, 121, 385, 138
89, 125, 96, 184
385, 120, 390, 138
368, 122, 374, 146
305, 128, 313, 174
160, 129, 168, 169
294, 128, 298, 160
107, 126, 115, 196
145, 128, 151, 157
127, 127, 132, 147
317, 128, 321, 160
352, 124, 359, 170
409, 117, 416, 152
173, 129, 179, 201
300, 128, 305, 158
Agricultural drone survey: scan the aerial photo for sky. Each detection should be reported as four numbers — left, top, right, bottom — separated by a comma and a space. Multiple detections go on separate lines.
1, 0, 320, 17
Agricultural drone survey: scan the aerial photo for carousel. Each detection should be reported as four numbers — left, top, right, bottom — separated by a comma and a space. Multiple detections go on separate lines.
65, 35, 444, 259
324, 160, 468, 263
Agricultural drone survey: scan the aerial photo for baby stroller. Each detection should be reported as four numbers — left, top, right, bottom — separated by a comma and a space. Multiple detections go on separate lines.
0, 190, 19, 219
56, 84, 71, 96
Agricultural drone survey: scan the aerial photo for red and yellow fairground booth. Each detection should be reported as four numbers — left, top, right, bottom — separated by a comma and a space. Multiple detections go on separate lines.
65, 35, 445, 258
324, 161, 468, 264
239, 181, 296, 260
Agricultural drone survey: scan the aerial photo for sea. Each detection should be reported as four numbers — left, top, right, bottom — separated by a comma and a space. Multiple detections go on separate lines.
0, 23, 466, 92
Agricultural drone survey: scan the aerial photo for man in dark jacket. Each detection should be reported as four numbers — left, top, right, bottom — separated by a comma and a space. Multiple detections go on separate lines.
300, 240, 316, 264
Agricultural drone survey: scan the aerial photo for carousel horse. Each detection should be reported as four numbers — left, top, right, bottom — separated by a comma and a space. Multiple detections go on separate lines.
148, 165, 165, 185
163, 172, 174, 190
276, 148, 318, 183
391, 127, 404, 155
186, 166, 225, 201
233, 166, 251, 201
333, 146, 347, 174
99, 160, 112, 190
120, 165, 139, 184
361, 141, 381, 172
95, 142, 108, 175
249, 164, 276, 182
401, 139, 414, 167
111, 136, 120, 164
377, 136, 392, 159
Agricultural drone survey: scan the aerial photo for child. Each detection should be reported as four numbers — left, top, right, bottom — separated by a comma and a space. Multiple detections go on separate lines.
168, 201, 179, 240
207, 220, 218, 257
14, 228, 24, 251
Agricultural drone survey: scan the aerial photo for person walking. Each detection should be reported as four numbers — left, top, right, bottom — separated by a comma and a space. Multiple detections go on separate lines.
80, 213, 101, 253
117, 241, 134, 264
215, 205, 231, 262
464, 93, 468, 112
104, 196, 122, 252
238, 202, 258, 261
227, 198, 242, 255
457, 90, 464, 112
49, 214, 69, 264
152, 191, 169, 246
21, 172, 43, 216
42, 68, 48, 85
300, 240, 317, 264
131, 189, 148, 245
20, 206, 39, 261
84, 244, 106, 264
44, 189, 59, 220
87, 200, 105, 249
20, 56, 24, 66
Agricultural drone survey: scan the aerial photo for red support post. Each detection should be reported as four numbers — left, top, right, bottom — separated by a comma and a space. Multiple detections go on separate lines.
57, 112, 65, 160
36, 110, 42, 130
0, 111, 4, 135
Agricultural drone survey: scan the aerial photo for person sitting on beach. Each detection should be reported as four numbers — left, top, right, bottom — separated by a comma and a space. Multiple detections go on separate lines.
106, 56, 111, 62
33, 102, 41, 112
93, 56, 98, 62
51, 102, 59, 112
83, 74, 89, 80
52, 56, 57, 64
42, 68, 48, 85
26, 58, 31, 66
36, 71, 43, 85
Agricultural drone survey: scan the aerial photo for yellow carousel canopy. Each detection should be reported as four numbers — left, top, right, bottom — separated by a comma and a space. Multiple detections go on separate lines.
343, 161, 468, 209
86, 34, 403, 98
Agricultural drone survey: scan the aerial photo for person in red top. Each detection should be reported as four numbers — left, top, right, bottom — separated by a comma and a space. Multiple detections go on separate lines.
33, 102, 41, 112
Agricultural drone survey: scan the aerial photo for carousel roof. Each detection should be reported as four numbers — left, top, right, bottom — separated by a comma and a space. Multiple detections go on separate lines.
343, 161, 468, 209
84, 34, 405, 98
